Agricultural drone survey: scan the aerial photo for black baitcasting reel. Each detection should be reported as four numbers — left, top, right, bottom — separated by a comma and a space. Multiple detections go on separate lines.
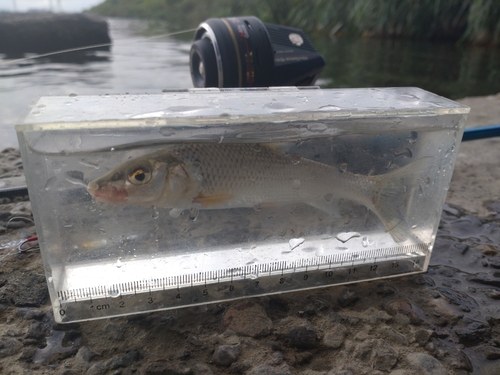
189, 16, 325, 88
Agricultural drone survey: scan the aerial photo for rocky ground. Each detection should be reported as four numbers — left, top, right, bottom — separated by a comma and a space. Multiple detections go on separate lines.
0, 94, 499, 375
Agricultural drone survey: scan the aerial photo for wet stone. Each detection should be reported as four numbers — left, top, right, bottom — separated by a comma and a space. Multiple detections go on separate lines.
16, 307, 46, 320
448, 349, 473, 372
246, 364, 293, 375
141, 360, 192, 375
25, 321, 49, 340
386, 300, 422, 325
437, 287, 478, 312
0, 336, 23, 358
454, 319, 491, 346
187, 335, 203, 346
406, 353, 447, 375
19, 346, 37, 361
372, 339, 398, 371
103, 322, 125, 341
4, 271, 49, 307
271, 351, 284, 365
211, 344, 241, 366
193, 363, 214, 375
467, 273, 500, 287
413, 329, 433, 346
75, 346, 98, 372
489, 259, 500, 269
323, 323, 348, 349
382, 326, 409, 346
86, 350, 142, 375
337, 289, 359, 308
482, 345, 500, 360
354, 339, 397, 371
354, 331, 371, 342
222, 301, 273, 337
280, 324, 318, 349
366, 308, 393, 324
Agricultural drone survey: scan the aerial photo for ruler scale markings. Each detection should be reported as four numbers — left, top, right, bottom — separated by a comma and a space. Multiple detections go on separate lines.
55, 243, 429, 320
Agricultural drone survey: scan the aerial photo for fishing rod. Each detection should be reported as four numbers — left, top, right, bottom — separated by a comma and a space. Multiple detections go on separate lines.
0, 28, 198, 66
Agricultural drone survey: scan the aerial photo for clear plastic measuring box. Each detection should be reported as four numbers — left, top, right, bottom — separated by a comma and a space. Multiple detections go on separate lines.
16, 87, 469, 323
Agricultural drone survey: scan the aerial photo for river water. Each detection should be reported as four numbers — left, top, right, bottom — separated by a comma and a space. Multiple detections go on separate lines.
1, 17, 500, 149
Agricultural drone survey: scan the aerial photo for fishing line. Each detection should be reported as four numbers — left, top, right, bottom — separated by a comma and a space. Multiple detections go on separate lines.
0, 28, 198, 66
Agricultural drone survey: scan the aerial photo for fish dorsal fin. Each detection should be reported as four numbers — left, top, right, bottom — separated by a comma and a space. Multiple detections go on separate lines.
192, 193, 234, 207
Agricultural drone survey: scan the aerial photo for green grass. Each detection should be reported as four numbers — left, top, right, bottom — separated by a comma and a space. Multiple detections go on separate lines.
90, 0, 500, 45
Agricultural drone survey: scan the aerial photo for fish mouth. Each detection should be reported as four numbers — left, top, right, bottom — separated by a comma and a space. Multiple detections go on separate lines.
87, 182, 128, 204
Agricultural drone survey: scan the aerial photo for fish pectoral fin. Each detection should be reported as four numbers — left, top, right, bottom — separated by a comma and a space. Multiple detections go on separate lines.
192, 193, 234, 207
169, 164, 188, 178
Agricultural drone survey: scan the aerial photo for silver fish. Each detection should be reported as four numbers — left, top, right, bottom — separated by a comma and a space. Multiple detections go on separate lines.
87, 143, 429, 242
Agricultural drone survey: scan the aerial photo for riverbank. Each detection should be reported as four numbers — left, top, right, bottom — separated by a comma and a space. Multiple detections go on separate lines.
91, 0, 500, 45
0, 12, 110, 56
0, 94, 499, 374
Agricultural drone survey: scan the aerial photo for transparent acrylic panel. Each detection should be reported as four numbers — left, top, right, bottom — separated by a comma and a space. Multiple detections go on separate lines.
16, 87, 469, 323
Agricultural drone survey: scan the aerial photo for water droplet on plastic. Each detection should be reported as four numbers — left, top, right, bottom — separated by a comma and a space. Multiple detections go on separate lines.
307, 123, 328, 132
323, 193, 334, 203
116, 258, 122, 268
110, 147, 115, 151
291, 154, 302, 165
44, 176, 57, 191
336, 232, 361, 243
246, 258, 259, 265
408, 131, 418, 144
397, 94, 420, 102
108, 288, 121, 298
151, 206, 160, 219
315, 246, 325, 256
64, 171, 87, 187
338, 163, 348, 174
292, 179, 301, 190
362, 236, 373, 247
79, 159, 100, 169
159, 127, 175, 137
263, 102, 293, 111
289, 237, 305, 250
253, 204, 262, 212
189, 207, 199, 222
63, 222, 73, 228
411, 224, 417, 229
318, 104, 340, 111
395, 148, 413, 158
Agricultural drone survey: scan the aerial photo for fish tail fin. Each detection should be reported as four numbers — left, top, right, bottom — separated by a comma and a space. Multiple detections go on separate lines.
373, 157, 433, 243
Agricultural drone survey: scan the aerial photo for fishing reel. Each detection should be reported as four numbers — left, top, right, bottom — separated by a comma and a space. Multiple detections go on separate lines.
189, 16, 325, 88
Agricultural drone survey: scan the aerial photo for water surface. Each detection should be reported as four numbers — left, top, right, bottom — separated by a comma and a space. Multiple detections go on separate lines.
1, 18, 500, 149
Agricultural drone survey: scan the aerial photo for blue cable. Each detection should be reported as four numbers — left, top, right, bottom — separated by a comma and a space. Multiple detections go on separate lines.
462, 124, 500, 141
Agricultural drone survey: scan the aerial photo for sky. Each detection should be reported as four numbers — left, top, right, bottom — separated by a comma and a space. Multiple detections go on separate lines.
0, 0, 103, 12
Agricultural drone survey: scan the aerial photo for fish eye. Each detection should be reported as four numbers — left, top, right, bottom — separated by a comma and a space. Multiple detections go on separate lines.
128, 167, 151, 185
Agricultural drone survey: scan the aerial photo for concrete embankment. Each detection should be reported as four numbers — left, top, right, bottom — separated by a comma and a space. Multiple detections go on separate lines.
0, 12, 110, 56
